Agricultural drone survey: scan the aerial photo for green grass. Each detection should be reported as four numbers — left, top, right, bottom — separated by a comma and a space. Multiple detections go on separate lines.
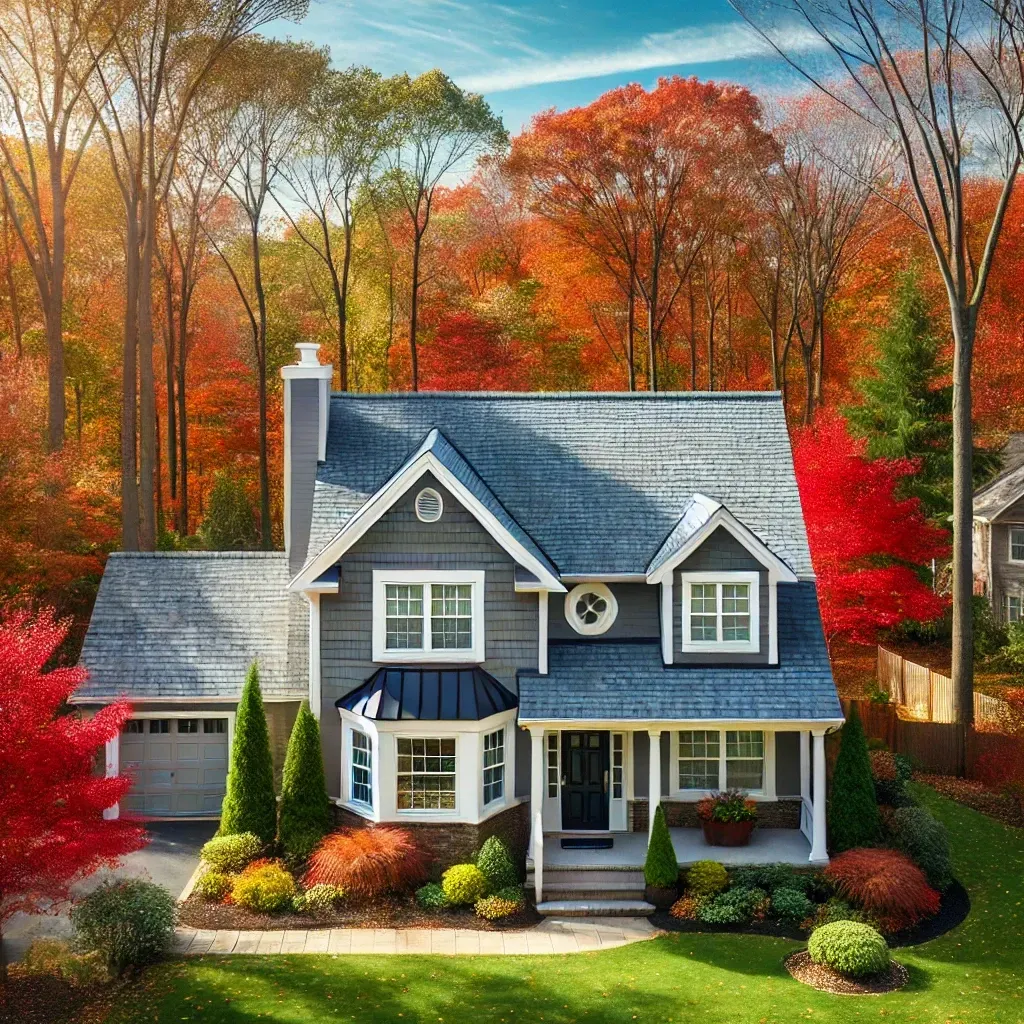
106, 786, 1024, 1024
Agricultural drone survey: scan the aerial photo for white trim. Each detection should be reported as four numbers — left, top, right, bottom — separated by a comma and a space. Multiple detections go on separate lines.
371, 569, 486, 663
809, 728, 828, 863
1009, 526, 1024, 564
647, 505, 799, 584
669, 726, 774, 800
538, 591, 549, 675
306, 592, 321, 719
481, 722, 510, 810
518, 716, 845, 730
610, 731, 627, 831
104, 736, 120, 820
70, 695, 301, 705
290, 448, 565, 593
561, 573, 648, 583
768, 577, 779, 664
648, 729, 662, 835
564, 582, 618, 636
679, 571, 760, 654
660, 578, 673, 664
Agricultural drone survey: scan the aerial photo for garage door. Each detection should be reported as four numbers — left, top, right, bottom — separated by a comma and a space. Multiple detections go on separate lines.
120, 718, 229, 816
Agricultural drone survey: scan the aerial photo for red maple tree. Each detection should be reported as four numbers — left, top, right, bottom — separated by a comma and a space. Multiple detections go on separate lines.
0, 609, 146, 966
792, 412, 949, 644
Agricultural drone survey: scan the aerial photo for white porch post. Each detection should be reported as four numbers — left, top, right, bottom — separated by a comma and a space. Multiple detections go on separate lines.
809, 728, 828, 863
103, 734, 120, 820
529, 727, 545, 903
307, 592, 322, 719
648, 729, 662, 836
799, 730, 810, 804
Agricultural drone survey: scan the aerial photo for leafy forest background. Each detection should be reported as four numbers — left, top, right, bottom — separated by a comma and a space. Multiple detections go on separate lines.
2, 0, 1020, 659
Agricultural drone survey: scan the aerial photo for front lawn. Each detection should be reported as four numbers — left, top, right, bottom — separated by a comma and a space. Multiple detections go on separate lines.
100, 786, 1023, 1024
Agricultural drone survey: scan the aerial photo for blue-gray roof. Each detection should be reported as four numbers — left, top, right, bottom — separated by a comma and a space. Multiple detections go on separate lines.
518, 583, 840, 722
309, 392, 814, 577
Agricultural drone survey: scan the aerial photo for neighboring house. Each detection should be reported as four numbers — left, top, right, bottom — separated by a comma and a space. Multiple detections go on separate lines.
77, 343, 843, 903
973, 433, 1024, 624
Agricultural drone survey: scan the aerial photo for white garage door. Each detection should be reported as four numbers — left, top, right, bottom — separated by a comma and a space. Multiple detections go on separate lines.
120, 717, 229, 816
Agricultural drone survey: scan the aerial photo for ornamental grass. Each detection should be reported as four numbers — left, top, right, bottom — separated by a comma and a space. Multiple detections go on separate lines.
305, 826, 430, 898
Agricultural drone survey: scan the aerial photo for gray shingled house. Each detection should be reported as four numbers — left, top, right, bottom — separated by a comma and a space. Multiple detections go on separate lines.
78, 342, 843, 908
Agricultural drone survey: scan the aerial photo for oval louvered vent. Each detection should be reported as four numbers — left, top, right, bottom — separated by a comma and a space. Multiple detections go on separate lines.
415, 487, 443, 523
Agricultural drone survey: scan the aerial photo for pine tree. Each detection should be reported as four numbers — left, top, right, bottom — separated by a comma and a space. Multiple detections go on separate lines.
277, 701, 331, 863
200, 472, 259, 550
643, 805, 679, 888
220, 662, 277, 844
827, 704, 880, 853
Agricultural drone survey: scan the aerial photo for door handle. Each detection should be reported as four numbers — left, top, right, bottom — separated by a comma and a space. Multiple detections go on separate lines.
561, 774, 566, 788
603, 770, 609, 794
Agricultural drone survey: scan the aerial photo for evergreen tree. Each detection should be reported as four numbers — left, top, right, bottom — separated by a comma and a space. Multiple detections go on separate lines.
200, 472, 259, 550
643, 805, 679, 888
277, 701, 331, 863
827, 704, 880, 853
220, 662, 277, 844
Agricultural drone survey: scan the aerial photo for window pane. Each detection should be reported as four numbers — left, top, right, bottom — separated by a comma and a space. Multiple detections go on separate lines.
351, 731, 372, 806
203, 719, 226, 734
396, 735, 457, 810
678, 729, 720, 790
1009, 596, 1023, 622
612, 734, 623, 799
482, 728, 505, 805
430, 584, 473, 650
725, 730, 764, 790
547, 733, 558, 797
178, 719, 200, 734
122, 720, 143, 734
149, 719, 170, 734
1012, 529, 1024, 561
385, 584, 424, 650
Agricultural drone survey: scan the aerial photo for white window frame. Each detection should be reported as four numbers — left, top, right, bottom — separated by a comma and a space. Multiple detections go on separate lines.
395, 733, 459, 814
670, 728, 775, 799
1008, 594, 1023, 623
372, 570, 486, 663
350, 728, 373, 809
1010, 527, 1024, 564
680, 571, 760, 654
482, 726, 506, 807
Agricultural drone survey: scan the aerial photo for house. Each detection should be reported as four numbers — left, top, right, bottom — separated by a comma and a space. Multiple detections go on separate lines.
77, 343, 843, 906
973, 432, 1024, 624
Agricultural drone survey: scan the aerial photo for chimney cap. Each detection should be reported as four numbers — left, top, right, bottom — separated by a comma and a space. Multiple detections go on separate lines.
296, 342, 321, 367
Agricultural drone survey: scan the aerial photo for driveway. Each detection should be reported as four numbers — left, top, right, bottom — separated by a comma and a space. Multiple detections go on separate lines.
2, 819, 218, 963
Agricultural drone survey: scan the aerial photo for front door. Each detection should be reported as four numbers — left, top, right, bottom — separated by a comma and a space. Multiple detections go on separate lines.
561, 731, 609, 830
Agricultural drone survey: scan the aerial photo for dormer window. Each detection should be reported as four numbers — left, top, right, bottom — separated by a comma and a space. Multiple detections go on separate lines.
680, 571, 760, 653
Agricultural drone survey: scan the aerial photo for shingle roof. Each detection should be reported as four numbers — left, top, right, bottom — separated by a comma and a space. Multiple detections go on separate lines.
517, 583, 840, 722
77, 552, 307, 701
646, 493, 720, 577
974, 462, 1024, 520
309, 392, 814, 578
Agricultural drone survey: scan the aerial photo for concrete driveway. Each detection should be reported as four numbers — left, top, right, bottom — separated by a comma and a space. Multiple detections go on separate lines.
2, 819, 218, 963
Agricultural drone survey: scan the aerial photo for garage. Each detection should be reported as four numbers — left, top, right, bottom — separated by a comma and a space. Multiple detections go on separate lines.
119, 716, 230, 816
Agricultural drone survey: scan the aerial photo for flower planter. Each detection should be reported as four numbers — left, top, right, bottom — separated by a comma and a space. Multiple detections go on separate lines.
644, 884, 678, 910
701, 820, 755, 847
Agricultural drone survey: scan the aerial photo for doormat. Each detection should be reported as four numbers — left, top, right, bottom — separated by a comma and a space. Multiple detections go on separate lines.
560, 837, 614, 850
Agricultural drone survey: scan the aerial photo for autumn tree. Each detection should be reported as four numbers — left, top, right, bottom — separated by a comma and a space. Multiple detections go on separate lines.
0, 609, 146, 977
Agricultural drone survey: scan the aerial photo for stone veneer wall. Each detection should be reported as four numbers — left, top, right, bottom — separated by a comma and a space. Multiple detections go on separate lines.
331, 801, 530, 879
627, 798, 801, 833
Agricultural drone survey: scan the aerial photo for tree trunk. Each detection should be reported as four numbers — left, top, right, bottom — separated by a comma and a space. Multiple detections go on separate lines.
626, 282, 635, 392
163, 268, 177, 504
177, 312, 189, 536
813, 294, 826, 411
2, 204, 22, 359
122, 215, 140, 551
647, 261, 659, 393
252, 224, 272, 548
409, 227, 422, 391
801, 342, 815, 426
137, 170, 157, 551
338, 197, 353, 391
155, 406, 163, 534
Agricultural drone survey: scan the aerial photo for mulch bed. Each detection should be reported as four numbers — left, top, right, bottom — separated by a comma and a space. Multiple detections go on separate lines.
784, 950, 909, 994
917, 774, 1024, 828
0, 975, 110, 1024
177, 890, 542, 932
650, 912, 804, 940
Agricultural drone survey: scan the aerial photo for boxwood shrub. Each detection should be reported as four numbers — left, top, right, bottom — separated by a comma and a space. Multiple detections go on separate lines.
441, 864, 488, 905
194, 869, 233, 902
476, 836, 518, 892
686, 860, 728, 896
808, 920, 890, 977
231, 860, 297, 913
200, 832, 262, 873
415, 882, 451, 909
771, 886, 814, 923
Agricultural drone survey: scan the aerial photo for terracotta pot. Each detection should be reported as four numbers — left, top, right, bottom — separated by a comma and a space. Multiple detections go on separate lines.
701, 819, 756, 847
644, 884, 678, 910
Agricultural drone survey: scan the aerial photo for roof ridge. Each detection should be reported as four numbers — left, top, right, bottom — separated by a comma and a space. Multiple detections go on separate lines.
329, 391, 783, 402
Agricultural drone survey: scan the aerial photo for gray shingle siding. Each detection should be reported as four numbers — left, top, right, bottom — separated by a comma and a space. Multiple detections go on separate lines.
287, 377, 321, 573
549, 583, 659, 641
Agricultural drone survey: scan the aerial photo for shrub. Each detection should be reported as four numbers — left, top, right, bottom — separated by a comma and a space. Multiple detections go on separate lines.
416, 882, 451, 910
200, 472, 258, 549
829, 705, 881, 852
201, 832, 262, 873
686, 860, 728, 896
669, 895, 705, 920
814, 897, 870, 927
825, 847, 940, 932
494, 884, 525, 906
475, 895, 522, 920
771, 886, 814, 923
71, 880, 176, 976
18, 939, 107, 988
231, 860, 297, 913
808, 921, 891, 977
696, 886, 767, 925
294, 883, 345, 915
643, 805, 679, 887
888, 805, 953, 889
441, 864, 489, 905
278, 701, 331, 865
219, 663, 277, 844
732, 863, 811, 894
194, 870, 233, 902
476, 835, 518, 892
305, 826, 430, 898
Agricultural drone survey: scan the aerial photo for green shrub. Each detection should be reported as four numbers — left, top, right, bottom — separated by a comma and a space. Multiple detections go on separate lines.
474, 895, 522, 920
278, 701, 331, 865
814, 897, 870, 927
294, 883, 345, 915
231, 860, 297, 913
771, 886, 814, 923
644, 806, 679, 887
494, 884, 525, 906
732, 863, 810, 894
686, 860, 728, 896
829, 705, 881, 852
201, 832, 262, 873
220, 663, 277, 844
18, 939, 107, 988
808, 920, 891, 978
696, 886, 767, 925
200, 472, 258, 550
194, 870, 233, 902
441, 864, 488, 905
888, 805, 953, 889
71, 880, 176, 976
415, 882, 451, 910
476, 835, 518, 892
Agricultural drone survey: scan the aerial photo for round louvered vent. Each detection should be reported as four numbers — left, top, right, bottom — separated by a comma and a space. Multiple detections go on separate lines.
415, 486, 443, 523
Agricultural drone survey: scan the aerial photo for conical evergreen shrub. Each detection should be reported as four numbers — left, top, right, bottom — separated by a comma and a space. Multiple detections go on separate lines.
644, 805, 679, 887
828, 704, 880, 852
278, 700, 331, 864
220, 662, 277, 845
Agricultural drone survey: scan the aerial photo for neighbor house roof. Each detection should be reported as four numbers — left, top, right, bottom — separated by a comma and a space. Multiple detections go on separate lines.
76, 552, 307, 702
308, 392, 814, 578
974, 462, 1024, 521
517, 583, 841, 722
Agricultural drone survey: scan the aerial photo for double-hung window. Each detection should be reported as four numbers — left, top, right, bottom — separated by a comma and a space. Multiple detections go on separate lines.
1008, 594, 1023, 623
678, 730, 720, 790
373, 571, 485, 662
482, 728, 505, 806
1010, 527, 1024, 563
676, 728, 766, 793
350, 730, 373, 807
396, 737, 456, 810
680, 572, 760, 653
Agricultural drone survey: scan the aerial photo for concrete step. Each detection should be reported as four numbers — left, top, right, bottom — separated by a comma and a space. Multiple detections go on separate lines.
536, 899, 656, 918
542, 881, 646, 901
527, 868, 646, 885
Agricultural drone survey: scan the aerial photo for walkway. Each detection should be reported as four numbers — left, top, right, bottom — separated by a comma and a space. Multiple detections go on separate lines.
173, 916, 657, 956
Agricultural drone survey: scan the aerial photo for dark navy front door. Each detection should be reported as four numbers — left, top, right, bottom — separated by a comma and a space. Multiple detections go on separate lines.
561, 731, 609, 830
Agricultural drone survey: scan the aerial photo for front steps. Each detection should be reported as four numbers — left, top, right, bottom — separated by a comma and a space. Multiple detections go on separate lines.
526, 865, 655, 917
537, 899, 655, 917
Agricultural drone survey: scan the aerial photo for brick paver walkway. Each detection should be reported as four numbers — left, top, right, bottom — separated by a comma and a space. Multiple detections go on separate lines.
173, 916, 657, 956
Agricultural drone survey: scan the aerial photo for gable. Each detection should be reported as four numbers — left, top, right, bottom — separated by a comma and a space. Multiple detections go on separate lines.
675, 526, 766, 574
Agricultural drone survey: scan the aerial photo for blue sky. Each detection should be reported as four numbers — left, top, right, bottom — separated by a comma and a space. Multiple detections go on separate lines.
272, 0, 812, 134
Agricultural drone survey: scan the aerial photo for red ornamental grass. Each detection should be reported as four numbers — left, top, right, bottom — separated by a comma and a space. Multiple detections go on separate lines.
825, 847, 940, 932
304, 826, 430, 898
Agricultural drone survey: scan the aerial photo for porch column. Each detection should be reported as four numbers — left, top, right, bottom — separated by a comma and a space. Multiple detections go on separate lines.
799, 730, 810, 804
529, 727, 545, 903
103, 735, 120, 821
809, 728, 828, 864
648, 729, 662, 836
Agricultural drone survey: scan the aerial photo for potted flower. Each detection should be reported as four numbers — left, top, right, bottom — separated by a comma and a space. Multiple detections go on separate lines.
697, 790, 758, 847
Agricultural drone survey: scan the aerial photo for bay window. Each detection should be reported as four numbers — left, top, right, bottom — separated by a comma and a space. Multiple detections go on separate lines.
396, 737, 456, 810
482, 728, 505, 805
680, 572, 759, 653
350, 730, 373, 807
